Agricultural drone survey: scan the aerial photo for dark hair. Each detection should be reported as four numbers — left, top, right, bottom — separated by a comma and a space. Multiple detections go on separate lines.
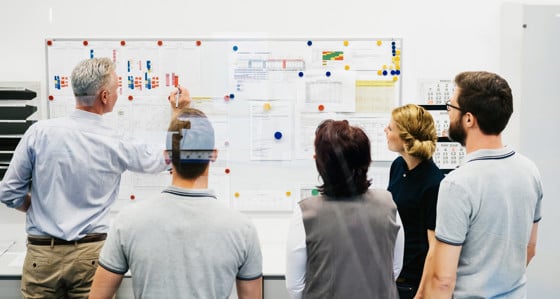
454, 71, 513, 135
314, 119, 372, 198
167, 108, 215, 179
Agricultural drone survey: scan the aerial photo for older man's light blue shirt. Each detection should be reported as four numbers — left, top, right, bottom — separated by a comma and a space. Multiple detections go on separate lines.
0, 109, 168, 240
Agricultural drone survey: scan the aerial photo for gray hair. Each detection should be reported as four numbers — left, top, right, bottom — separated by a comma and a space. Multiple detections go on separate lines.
71, 57, 116, 106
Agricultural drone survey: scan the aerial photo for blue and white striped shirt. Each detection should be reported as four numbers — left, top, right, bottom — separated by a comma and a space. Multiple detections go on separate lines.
0, 109, 168, 240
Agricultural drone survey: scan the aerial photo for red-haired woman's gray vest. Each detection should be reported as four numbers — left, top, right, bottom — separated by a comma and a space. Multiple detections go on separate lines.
299, 189, 399, 299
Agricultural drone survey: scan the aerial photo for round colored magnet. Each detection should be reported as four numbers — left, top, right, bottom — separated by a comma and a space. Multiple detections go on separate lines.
157, 40, 163, 46
274, 131, 283, 140
311, 189, 319, 196
48, 95, 54, 101
318, 104, 325, 111
263, 102, 271, 111
128, 95, 133, 101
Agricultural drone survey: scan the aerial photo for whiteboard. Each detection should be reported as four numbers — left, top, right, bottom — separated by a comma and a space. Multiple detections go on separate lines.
45, 38, 402, 212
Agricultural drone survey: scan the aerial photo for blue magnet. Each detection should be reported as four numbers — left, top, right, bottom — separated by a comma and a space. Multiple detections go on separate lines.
325, 71, 331, 77
229, 93, 235, 99
382, 70, 388, 76
54, 75, 60, 89
274, 131, 283, 140
396, 70, 401, 75
390, 70, 395, 75
298, 72, 304, 77
90, 49, 94, 58
233, 45, 239, 51
307, 40, 313, 46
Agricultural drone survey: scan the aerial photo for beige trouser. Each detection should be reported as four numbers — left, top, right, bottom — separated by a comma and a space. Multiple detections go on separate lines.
21, 240, 104, 299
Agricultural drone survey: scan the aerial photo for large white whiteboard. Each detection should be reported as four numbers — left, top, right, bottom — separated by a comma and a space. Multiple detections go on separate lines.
46, 38, 402, 212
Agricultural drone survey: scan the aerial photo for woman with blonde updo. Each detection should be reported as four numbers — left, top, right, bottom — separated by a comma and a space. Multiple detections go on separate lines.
384, 104, 444, 299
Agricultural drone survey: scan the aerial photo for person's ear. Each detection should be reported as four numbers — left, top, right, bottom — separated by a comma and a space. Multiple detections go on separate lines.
100, 90, 109, 104
464, 112, 476, 127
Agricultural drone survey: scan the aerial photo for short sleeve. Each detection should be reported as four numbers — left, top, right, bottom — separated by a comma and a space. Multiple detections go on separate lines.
237, 222, 263, 280
423, 184, 440, 231
435, 179, 471, 246
533, 169, 543, 223
98, 215, 129, 275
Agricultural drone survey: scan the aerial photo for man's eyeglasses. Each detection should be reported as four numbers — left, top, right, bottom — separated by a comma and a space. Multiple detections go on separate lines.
446, 101, 463, 112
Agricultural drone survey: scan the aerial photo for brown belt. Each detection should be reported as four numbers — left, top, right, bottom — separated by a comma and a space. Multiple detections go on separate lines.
27, 233, 107, 246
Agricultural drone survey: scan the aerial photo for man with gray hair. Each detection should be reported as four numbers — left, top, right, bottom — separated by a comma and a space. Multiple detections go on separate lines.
0, 57, 189, 298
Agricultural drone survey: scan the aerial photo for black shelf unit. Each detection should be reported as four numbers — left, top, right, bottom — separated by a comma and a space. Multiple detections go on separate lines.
0, 87, 37, 180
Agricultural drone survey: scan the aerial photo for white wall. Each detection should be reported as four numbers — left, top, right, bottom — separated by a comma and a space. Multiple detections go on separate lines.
1, 0, 558, 297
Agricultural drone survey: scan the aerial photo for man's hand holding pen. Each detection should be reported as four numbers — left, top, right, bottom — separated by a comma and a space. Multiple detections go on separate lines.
169, 85, 191, 110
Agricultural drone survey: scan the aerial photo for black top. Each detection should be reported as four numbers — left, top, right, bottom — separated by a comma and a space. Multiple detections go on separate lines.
387, 156, 444, 285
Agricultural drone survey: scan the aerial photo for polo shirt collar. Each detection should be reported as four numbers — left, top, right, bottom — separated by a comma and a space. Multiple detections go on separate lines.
465, 147, 515, 163
162, 185, 217, 199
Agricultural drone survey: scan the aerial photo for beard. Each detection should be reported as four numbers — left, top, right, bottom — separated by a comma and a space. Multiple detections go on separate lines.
448, 117, 466, 146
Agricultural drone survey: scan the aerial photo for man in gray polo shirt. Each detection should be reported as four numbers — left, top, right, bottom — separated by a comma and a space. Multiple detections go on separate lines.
422, 71, 542, 298
89, 105, 263, 299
